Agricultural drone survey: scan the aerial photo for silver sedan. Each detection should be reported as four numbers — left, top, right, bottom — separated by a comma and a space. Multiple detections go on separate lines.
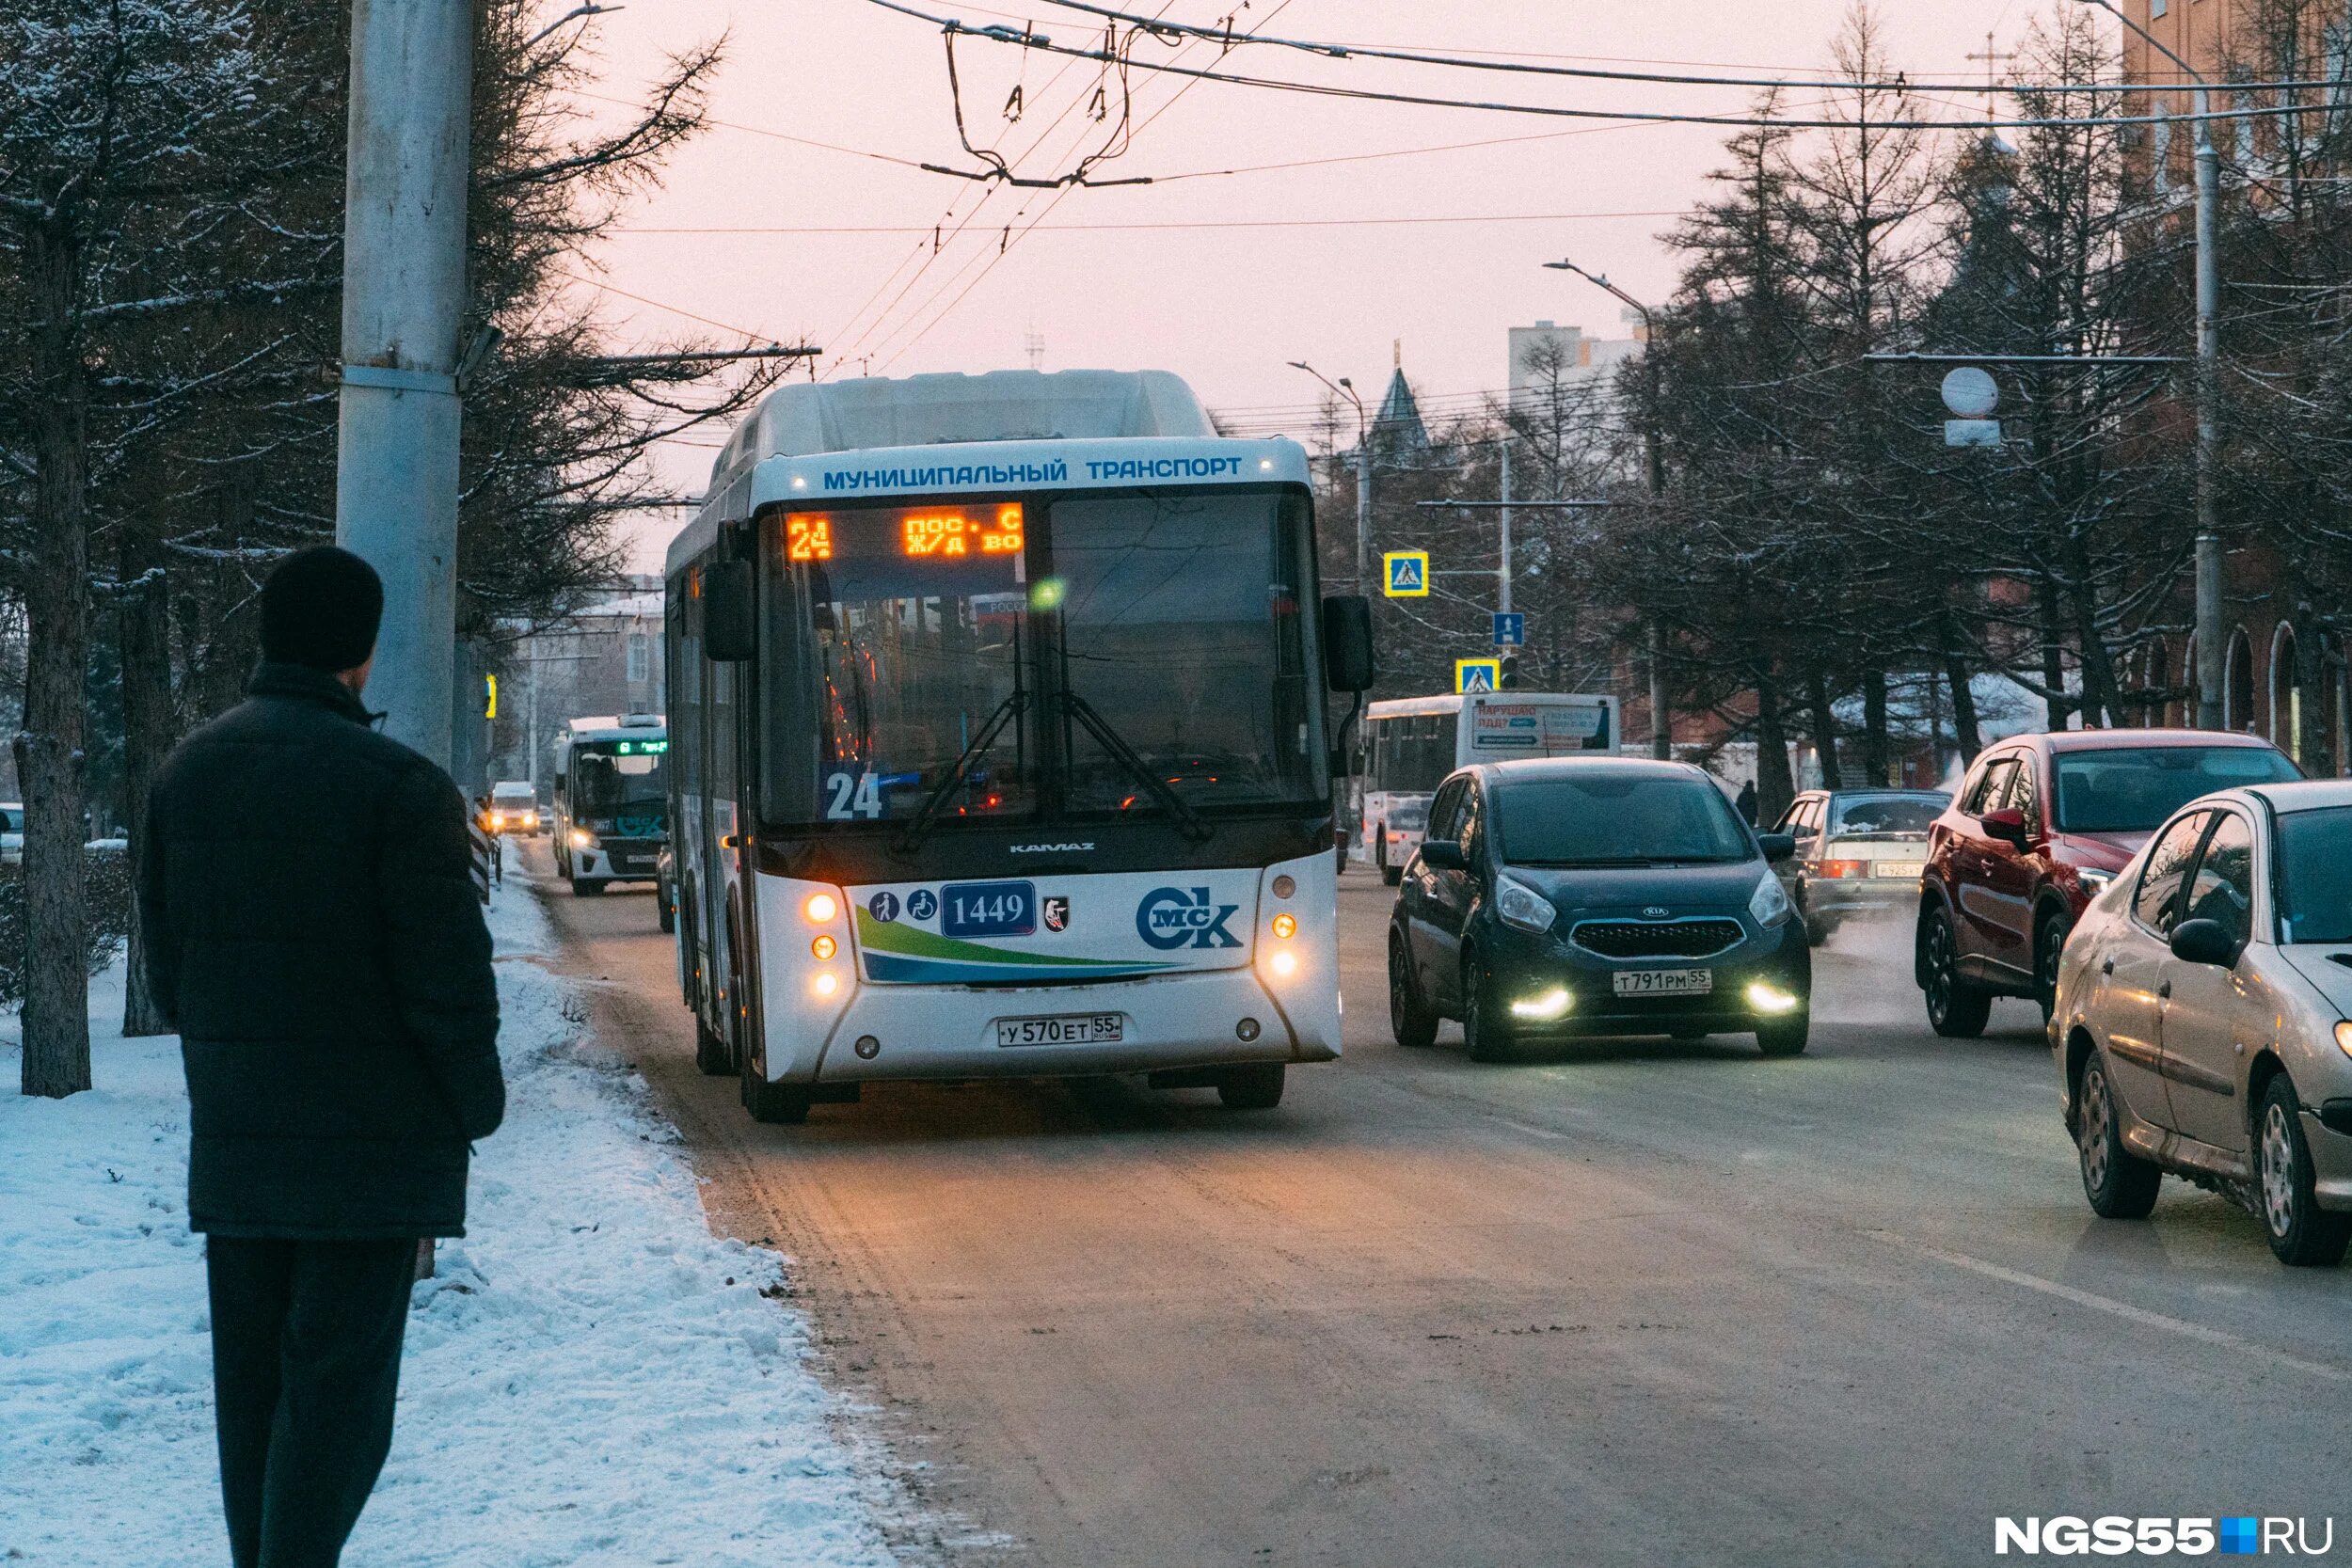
2052, 780, 2352, 1266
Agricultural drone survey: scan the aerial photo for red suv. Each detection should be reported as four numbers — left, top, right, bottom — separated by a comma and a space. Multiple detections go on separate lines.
1915, 729, 2298, 1036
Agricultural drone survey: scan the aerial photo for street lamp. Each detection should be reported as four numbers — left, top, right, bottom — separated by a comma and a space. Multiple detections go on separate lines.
1546, 260, 1674, 759
1289, 360, 1372, 591
2070, 0, 2224, 730
1545, 260, 1664, 494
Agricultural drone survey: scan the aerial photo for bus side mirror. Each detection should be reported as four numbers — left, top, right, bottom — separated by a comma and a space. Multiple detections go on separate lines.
704, 560, 755, 663
1323, 594, 1375, 692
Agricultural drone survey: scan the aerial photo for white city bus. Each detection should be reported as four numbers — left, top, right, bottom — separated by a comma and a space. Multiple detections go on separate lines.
1354, 691, 1619, 883
664, 370, 1373, 1125
551, 715, 670, 895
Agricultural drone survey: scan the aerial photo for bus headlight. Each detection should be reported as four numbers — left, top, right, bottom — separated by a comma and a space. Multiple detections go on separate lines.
811, 971, 840, 998
803, 892, 839, 925
569, 828, 596, 850
1271, 912, 1297, 941
812, 935, 837, 960
1269, 949, 1299, 978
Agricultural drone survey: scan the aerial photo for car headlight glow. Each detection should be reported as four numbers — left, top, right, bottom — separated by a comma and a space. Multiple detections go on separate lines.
1749, 873, 1793, 928
1495, 876, 1557, 933
568, 828, 595, 850
1510, 987, 1573, 1021
2336, 1021, 2352, 1060
1745, 980, 1803, 1014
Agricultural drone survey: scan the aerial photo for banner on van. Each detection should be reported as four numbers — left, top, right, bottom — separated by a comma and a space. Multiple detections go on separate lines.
1470, 702, 1606, 752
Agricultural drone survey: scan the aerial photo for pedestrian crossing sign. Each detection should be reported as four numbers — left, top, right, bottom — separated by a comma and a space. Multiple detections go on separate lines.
1455, 658, 1502, 694
1382, 550, 1429, 597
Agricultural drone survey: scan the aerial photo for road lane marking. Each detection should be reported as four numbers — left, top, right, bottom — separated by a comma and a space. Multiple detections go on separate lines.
1880, 1233, 2351, 1383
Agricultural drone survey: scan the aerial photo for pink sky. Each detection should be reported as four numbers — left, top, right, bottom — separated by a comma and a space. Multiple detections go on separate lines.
568, 0, 2072, 565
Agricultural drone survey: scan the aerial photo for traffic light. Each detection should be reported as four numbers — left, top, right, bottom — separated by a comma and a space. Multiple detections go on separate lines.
1500, 655, 1521, 690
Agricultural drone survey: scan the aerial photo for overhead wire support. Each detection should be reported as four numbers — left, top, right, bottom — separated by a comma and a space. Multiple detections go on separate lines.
866, 0, 2337, 134
933, 8, 1141, 190
581, 346, 823, 365
918, 161, 1152, 187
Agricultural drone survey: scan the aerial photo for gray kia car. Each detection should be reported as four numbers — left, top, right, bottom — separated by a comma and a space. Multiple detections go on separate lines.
1388, 758, 1807, 1060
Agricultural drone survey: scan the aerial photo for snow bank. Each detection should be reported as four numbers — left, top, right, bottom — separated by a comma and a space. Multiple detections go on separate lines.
0, 893, 897, 1568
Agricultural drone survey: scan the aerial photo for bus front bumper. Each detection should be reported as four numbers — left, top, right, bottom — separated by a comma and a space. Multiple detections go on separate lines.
776, 966, 1342, 1085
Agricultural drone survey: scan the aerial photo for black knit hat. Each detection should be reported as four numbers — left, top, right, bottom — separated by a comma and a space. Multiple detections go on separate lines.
261, 546, 384, 673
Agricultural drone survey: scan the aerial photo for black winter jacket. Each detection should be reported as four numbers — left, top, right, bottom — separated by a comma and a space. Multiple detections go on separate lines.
137, 663, 504, 1239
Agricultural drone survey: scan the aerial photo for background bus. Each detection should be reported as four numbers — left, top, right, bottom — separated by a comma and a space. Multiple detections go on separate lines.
551, 715, 669, 897
1353, 692, 1619, 883
665, 368, 1373, 1125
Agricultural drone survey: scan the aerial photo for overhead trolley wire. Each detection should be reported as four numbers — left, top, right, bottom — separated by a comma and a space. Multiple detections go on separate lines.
613, 209, 1686, 236
866, 0, 1308, 374
1027, 0, 2341, 98
863, 0, 2345, 134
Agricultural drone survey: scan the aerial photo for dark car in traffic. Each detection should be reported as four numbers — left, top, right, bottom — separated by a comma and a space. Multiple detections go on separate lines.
1915, 728, 2299, 1036
1387, 758, 1809, 1060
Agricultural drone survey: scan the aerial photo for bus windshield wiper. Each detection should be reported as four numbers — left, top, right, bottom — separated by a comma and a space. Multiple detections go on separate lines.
1058, 690, 1214, 843
894, 690, 1027, 853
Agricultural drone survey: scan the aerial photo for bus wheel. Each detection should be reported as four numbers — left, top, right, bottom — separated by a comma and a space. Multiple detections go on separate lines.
741, 1065, 811, 1125
694, 1019, 734, 1076
1217, 1064, 1285, 1110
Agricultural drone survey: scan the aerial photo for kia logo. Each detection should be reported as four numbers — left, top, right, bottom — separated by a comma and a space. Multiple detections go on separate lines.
1643, 906, 1670, 918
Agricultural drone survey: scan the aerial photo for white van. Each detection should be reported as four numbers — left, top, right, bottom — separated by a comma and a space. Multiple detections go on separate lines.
1354, 692, 1619, 883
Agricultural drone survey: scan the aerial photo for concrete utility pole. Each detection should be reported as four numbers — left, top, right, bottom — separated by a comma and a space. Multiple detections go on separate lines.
1289, 361, 1371, 589
1497, 438, 1513, 616
1544, 259, 1672, 758
2075, 0, 2224, 729
336, 0, 476, 768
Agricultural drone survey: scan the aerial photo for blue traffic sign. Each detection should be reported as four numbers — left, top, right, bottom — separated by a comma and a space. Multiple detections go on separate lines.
1493, 611, 1525, 647
1382, 551, 1429, 597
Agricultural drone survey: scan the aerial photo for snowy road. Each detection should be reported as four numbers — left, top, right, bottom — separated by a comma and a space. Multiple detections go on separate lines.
543, 849, 2352, 1568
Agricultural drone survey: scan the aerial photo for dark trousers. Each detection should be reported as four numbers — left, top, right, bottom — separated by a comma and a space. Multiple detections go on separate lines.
205, 1237, 418, 1568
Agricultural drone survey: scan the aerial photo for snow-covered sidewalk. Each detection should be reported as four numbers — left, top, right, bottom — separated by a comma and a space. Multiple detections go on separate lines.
0, 889, 898, 1568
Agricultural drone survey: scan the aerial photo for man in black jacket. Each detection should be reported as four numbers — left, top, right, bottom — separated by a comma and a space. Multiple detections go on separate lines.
138, 546, 503, 1568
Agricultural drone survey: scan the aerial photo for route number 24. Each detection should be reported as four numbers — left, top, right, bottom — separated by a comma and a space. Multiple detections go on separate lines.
824, 770, 885, 820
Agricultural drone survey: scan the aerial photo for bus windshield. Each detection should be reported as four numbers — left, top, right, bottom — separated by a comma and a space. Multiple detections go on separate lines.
760, 490, 1326, 828
571, 747, 668, 816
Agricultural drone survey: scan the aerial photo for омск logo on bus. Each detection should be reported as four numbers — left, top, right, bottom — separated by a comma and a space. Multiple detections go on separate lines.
1136, 887, 1243, 950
